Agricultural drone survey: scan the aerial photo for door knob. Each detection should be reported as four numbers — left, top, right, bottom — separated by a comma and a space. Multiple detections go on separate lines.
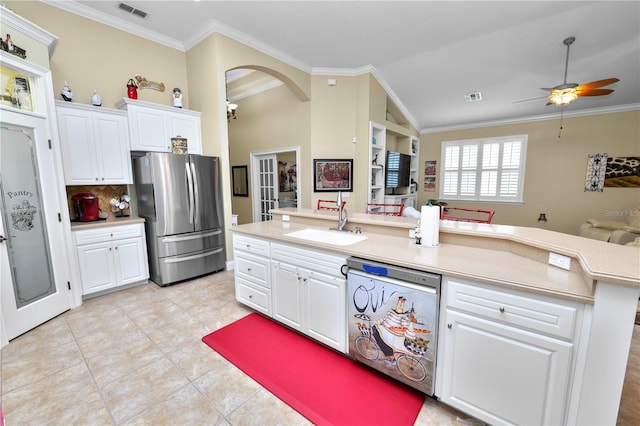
0, 235, 7, 243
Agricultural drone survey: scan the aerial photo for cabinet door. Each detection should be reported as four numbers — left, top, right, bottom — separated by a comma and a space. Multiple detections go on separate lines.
93, 112, 132, 184
440, 310, 573, 425
76, 241, 117, 294
113, 237, 148, 285
271, 261, 304, 331
57, 108, 100, 184
169, 113, 202, 155
303, 269, 346, 352
128, 106, 171, 152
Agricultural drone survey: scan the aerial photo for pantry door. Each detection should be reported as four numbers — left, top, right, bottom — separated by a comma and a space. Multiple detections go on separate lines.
1, 115, 71, 342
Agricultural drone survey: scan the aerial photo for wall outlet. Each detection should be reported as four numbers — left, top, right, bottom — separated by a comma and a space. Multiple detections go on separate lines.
549, 252, 571, 270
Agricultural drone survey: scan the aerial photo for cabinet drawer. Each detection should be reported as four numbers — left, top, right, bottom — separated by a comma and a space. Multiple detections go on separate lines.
234, 251, 270, 288
271, 242, 346, 278
233, 234, 270, 257
446, 278, 579, 340
235, 277, 271, 315
74, 224, 143, 245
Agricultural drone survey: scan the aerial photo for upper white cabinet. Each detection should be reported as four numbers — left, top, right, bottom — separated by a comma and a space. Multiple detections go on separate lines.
116, 98, 202, 154
56, 101, 132, 185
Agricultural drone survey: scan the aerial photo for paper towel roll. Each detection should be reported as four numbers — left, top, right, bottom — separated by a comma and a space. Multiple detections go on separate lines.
420, 205, 440, 247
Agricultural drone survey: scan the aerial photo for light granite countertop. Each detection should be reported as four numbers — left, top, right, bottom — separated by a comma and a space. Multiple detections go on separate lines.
70, 215, 145, 231
232, 208, 640, 303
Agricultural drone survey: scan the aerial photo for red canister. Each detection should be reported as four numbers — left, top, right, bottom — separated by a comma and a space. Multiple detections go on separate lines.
127, 78, 138, 99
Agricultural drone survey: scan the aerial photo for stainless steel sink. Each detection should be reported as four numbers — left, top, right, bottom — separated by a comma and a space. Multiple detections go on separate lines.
285, 228, 367, 246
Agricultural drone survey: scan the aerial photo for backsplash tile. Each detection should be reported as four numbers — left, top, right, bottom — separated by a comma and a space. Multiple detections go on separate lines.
66, 185, 129, 219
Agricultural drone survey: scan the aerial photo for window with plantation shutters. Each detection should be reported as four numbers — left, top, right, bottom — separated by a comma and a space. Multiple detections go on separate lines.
440, 135, 527, 203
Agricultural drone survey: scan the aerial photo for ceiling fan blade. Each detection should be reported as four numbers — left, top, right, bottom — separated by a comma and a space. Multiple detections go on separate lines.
576, 88, 615, 97
577, 78, 619, 90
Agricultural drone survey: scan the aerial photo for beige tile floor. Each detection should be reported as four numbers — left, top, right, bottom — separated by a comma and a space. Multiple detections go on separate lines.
0, 271, 637, 425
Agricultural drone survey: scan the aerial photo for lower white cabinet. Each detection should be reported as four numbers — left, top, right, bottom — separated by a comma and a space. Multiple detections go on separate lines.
438, 277, 582, 425
74, 223, 149, 295
233, 234, 272, 315
232, 234, 347, 353
271, 242, 347, 353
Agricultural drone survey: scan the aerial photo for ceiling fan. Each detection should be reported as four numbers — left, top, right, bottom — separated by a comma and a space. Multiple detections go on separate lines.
518, 36, 619, 106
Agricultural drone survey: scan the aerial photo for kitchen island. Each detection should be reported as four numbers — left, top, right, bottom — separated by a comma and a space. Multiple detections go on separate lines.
231, 208, 639, 425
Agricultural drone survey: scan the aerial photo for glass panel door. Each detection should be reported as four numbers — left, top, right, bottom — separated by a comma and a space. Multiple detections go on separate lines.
0, 125, 55, 308
256, 155, 278, 221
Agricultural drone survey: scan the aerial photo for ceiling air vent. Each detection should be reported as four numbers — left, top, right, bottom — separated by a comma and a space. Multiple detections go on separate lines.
118, 3, 148, 19
464, 92, 482, 102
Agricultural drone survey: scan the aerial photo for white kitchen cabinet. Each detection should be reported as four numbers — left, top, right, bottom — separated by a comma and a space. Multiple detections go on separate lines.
233, 234, 272, 315
56, 102, 132, 185
74, 223, 149, 295
116, 98, 202, 154
438, 277, 582, 425
271, 242, 347, 353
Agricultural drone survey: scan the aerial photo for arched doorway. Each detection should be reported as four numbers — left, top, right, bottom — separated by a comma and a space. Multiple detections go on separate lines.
226, 68, 307, 224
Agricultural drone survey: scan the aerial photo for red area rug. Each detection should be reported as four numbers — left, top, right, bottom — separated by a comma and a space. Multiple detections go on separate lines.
202, 313, 425, 426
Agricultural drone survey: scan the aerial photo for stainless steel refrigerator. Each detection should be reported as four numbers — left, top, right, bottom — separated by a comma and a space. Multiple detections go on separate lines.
133, 152, 225, 286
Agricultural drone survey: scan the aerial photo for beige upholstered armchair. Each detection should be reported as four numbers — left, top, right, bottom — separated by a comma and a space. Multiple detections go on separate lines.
579, 209, 640, 245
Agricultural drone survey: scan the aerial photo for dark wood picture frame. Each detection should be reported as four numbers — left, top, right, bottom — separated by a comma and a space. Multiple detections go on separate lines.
232, 165, 249, 197
313, 159, 353, 192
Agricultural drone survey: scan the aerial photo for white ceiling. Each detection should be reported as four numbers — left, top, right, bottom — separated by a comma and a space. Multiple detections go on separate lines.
51, 0, 640, 132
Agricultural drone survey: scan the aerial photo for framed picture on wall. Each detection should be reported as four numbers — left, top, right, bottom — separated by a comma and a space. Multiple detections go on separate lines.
313, 159, 353, 192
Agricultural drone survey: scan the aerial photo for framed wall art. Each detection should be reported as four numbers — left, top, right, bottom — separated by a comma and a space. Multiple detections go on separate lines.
313, 159, 353, 192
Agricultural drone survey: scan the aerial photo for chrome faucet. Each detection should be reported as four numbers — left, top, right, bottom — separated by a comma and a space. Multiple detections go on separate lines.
337, 191, 348, 231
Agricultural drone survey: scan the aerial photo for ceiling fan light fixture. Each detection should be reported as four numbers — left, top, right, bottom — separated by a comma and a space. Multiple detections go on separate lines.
550, 89, 578, 106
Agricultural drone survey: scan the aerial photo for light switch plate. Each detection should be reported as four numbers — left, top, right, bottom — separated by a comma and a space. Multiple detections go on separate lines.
549, 252, 571, 270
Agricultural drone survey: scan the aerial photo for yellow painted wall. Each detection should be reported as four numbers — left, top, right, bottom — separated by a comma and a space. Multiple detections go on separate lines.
419, 110, 640, 235
4, 1, 189, 109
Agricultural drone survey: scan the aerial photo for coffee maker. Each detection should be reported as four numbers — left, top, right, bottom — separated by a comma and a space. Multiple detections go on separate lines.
71, 193, 100, 221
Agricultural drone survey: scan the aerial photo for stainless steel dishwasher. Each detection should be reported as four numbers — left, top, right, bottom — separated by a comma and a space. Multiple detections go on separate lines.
346, 257, 441, 395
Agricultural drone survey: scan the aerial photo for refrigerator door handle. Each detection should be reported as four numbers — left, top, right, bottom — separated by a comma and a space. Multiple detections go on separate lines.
190, 160, 200, 225
162, 247, 224, 263
185, 163, 195, 224
159, 229, 222, 243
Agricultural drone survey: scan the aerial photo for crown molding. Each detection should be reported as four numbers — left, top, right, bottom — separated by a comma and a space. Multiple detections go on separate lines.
39, 2, 420, 132
311, 65, 375, 76
420, 103, 640, 134
185, 17, 313, 74
1, 4, 58, 56
41, 0, 185, 51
